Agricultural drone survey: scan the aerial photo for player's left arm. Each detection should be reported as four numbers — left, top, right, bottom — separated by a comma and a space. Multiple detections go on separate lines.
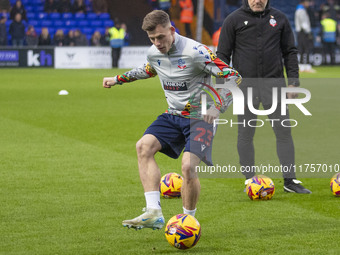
281, 15, 300, 99
103, 62, 157, 88
197, 45, 242, 110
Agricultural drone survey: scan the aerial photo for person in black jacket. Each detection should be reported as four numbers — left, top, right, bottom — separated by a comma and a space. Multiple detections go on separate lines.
217, 0, 312, 194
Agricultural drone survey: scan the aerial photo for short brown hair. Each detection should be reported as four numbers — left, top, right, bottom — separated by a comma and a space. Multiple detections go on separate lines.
142, 10, 170, 31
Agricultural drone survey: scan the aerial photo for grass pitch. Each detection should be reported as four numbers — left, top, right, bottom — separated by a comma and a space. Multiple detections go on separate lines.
0, 67, 339, 255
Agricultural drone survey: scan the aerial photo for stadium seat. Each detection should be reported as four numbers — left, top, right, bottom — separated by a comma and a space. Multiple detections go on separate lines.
86, 13, 98, 20
75, 13, 86, 20
26, 12, 36, 20
81, 27, 93, 35
104, 20, 114, 28
99, 13, 110, 20
25, 6, 34, 12
65, 20, 76, 27
90, 20, 103, 27
62, 13, 73, 20
28, 20, 39, 27
49, 13, 61, 20
53, 20, 64, 27
41, 20, 52, 27
37, 12, 48, 20
77, 20, 89, 27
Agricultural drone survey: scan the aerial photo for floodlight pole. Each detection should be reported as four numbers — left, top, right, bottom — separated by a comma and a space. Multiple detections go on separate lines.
196, 0, 205, 43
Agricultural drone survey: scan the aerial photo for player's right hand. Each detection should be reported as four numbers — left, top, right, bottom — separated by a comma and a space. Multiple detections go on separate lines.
103, 77, 116, 88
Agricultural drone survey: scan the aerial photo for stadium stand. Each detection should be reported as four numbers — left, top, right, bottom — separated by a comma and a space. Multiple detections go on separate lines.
5, 0, 114, 45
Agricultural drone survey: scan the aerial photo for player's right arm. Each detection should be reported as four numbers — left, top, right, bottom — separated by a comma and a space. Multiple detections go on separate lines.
102, 62, 157, 88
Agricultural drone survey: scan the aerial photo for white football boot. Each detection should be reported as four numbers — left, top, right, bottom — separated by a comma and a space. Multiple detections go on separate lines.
122, 208, 165, 230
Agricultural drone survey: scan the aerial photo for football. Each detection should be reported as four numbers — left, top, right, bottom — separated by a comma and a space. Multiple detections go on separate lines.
165, 214, 201, 250
159, 173, 183, 198
330, 173, 340, 196
246, 175, 275, 200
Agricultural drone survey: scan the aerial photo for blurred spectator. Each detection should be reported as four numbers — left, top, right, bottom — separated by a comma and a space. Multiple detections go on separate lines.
90, 0, 107, 14
71, 0, 87, 14
0, 0, 11, 12
53, 29, 65, 46
149, 0, 158, 10
319, 0, 340, 21
26, 25, 38, 46
44, 0, 59, 13
158, 0, 171, 16
10, 0, 27, 22
64, 29, 75, 46
73, 29, 88, 45
212, 26, 221, 52
58, 0, 71, 13
320, 12, 337, 65
295, 0, 314, 72
179, 0, 193, 38
109, 20, 126, 67
90, 30, 101, 46
0, 11, 7, 45
9, 13, 25, 46
38, 27, 52, 45
100, 27, 110, 46
121, 22, 130, 46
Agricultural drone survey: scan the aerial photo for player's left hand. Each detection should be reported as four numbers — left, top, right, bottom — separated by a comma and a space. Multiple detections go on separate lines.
103, 77, 117, 88
203, 106, 220, 124
287, 84, 298, 99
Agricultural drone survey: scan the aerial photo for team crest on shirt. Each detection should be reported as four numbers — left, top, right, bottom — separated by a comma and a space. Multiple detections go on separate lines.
269, 16, 277, 27
177, 59, 187, 69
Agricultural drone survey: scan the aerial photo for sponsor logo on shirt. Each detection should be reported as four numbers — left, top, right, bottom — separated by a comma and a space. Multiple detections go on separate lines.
163, 81, 188, 91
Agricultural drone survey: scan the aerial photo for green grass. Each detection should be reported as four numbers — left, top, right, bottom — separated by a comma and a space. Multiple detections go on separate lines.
0, 67, 339, 255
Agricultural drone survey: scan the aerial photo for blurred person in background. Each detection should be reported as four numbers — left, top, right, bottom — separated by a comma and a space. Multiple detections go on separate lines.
179, 0, 193, 38
74, 29, 88, 45
44, 0, 59, 13
10, 0, 27, 22
53, 29, 65, 46
320, 12, 337, 65
100, 27, 110, 46
58, 0, 71, 13
9, 13, 25, 46
72, 0, 87, 14
38, 27, 52, 45
90, 30, 102, 46
26, 25, 38, 46
319, 0, 340, 21
109, 20, 126, 67
158, 0, 171, 16
90, 0, 107, 14
0, 11, 7, 45
0, 0, 11, 12
64, 29, 75, 46
295, 0, 315, 72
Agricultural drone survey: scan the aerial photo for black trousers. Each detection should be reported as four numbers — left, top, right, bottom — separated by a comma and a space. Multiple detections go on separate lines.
237, 102, 296, 179
297, 31, 313, 64
112, 47, 121, 68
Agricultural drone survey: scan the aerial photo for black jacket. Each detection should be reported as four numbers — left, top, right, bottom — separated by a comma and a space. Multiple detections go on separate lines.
216, 0, 299, 104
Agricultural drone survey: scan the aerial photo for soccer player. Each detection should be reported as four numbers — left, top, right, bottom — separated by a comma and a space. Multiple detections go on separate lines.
217, 0, 312, 193
103, 10, 242, 230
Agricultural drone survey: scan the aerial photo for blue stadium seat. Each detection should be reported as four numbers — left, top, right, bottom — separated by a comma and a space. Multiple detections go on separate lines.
82, 27, 93, 35
75, 13, 86, 19
49, 13, 61, 20
53, 20, 64, 27
77, 20, 89, 27
90, 20, 103, 27
104, 20, 114, 28
62, 13, 73, 20
65, 20, 77, 27
26, 6, 34, 12
41, 20, 52, 27
26, 12, 36, 20
37, 12, 48, 20
99, 13, 110, 20
87, 13, 98, 20
28, 20, 39, 27
95, 28, 106, 35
